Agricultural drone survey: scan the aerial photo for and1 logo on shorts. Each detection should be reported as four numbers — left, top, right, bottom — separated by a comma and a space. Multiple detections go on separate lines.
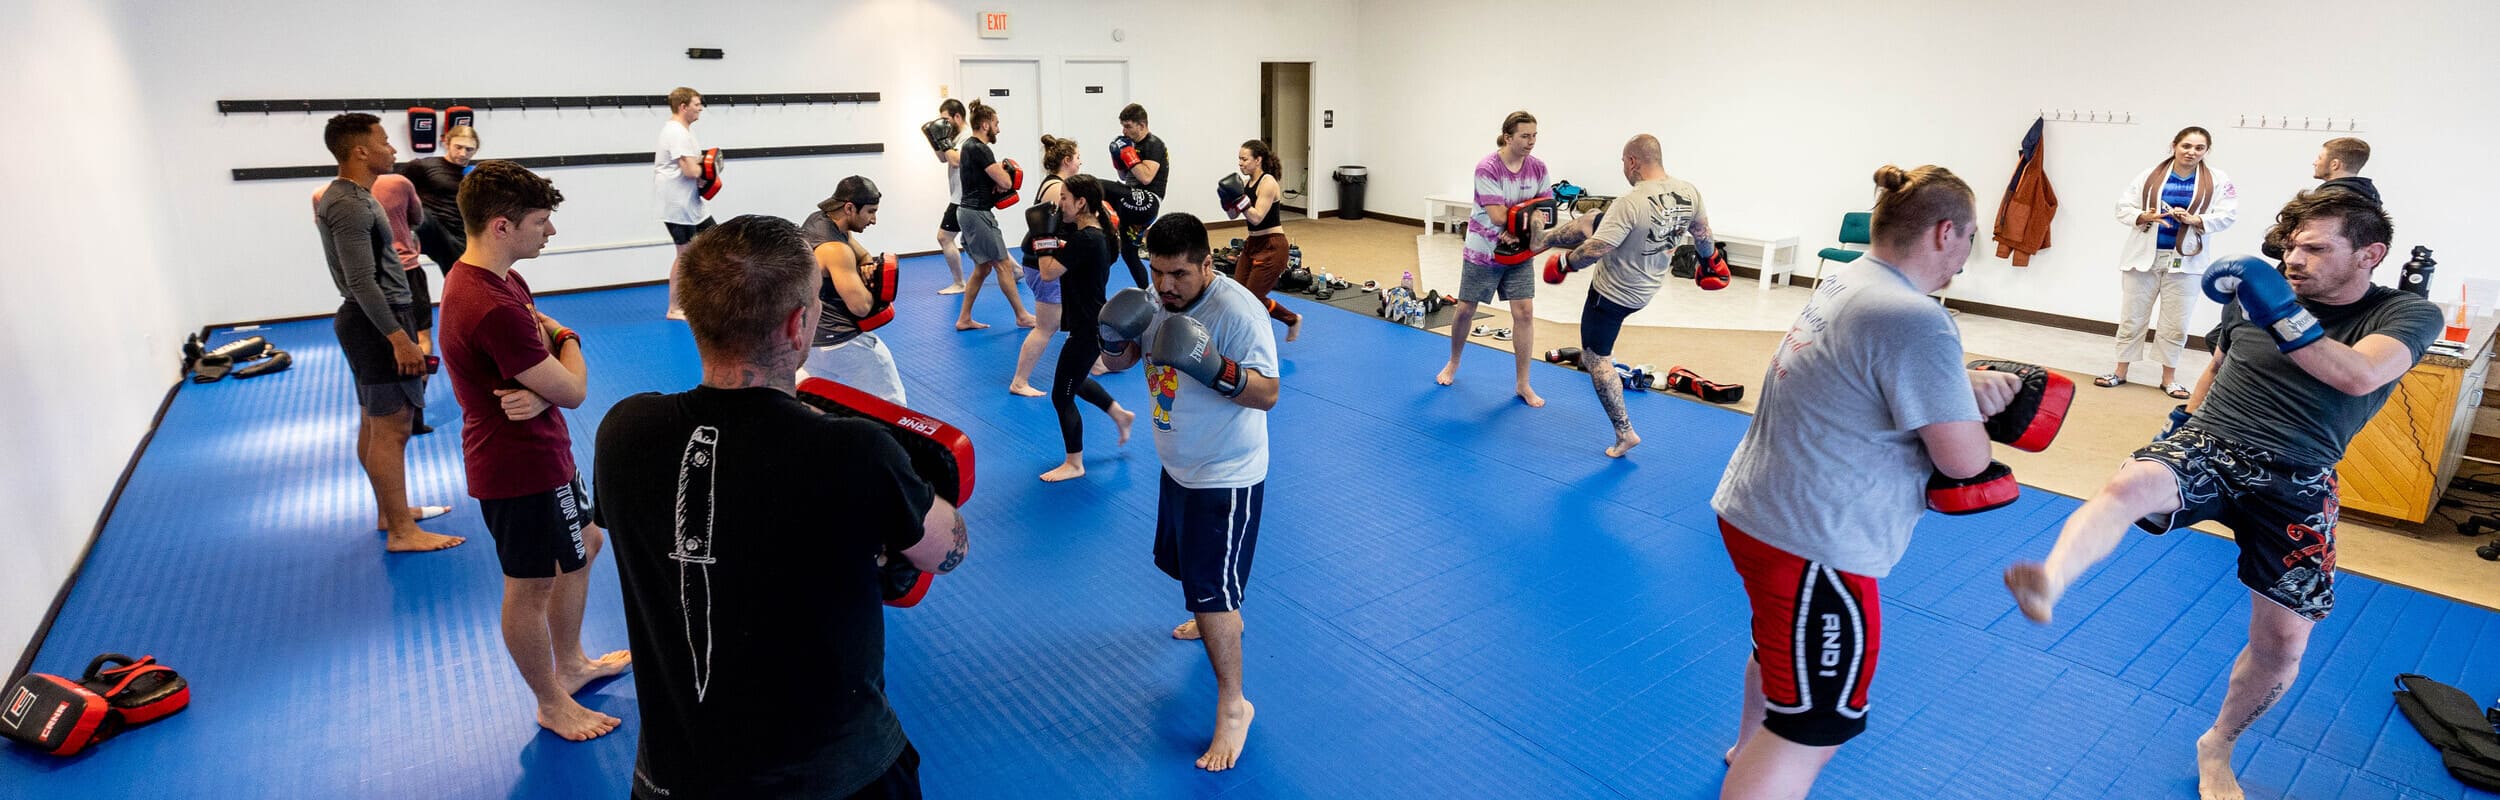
1148, 364, 1181, 432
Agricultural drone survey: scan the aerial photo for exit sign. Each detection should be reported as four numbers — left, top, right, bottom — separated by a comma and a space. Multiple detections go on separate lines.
978, 12, 1011, 39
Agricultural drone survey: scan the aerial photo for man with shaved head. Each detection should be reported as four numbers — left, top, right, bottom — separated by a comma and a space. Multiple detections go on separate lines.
1538, 134, 1715, 457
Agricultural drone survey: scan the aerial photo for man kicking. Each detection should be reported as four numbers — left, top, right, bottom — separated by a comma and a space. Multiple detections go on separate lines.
2006, 191, 2438, 800
1099, 213, 1278, 771
1538, 133, 1716, 457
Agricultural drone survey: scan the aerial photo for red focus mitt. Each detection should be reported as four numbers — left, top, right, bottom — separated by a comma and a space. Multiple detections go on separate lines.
856, 254, 898, 332
1968, 360, 2072, 453
1, 653, 189, 756
1491, 196, 1556, 266
1928, 461, 2019, 515
795, 378, 975, 607
697, 148, 722, 200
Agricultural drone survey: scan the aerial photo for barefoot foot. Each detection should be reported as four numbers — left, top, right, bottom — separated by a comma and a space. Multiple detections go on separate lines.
1434, 362, 1459, 386
1606, 431, 1642, 458
1008, 382, 1046, 397
1285, 319, 1302, 343
1111, 405, 1136, 445
1196, 699, 1255, 772
956, 319, 990, 331
2003, 562, 2062, 624
1016, 314, 1039, 329
536, 699, 622, 742
561, 650, 633, 696
937, 283, 966, 295
1040, 461, 1086, 483
1171, 618, 1201, 640
385, 530, 465, 553
1517, 386, 1545, 408
2195, 731, 2245, 800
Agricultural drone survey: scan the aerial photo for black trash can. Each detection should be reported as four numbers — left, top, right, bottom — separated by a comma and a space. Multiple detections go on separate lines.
1332, 166, 1369, 220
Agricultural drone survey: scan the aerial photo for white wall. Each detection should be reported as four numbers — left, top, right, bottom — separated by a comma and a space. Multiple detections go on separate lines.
130, 0, 1361, 327
1356, 0, 2500, 333
0, 0, 193, 671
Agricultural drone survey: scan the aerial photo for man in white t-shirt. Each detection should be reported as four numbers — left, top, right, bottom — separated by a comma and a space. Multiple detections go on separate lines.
655, 86, 714, 320
1098, 213, 1279, 774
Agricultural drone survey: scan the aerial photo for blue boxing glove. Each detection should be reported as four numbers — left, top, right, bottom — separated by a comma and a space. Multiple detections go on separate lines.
2202, 255, 2321, 352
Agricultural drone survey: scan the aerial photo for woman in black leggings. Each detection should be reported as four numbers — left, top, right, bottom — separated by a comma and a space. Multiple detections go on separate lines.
1037, 174, 1135, 482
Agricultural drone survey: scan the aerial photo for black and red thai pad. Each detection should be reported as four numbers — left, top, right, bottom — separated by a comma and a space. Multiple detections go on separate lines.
79, 654, 187, 727
444, 105, 474, 131
1968, 360, 2072, 452
1, 673, 117, 756
873, 254, 898, 303
1666, 366, 1745, 404
697, 148, 722, 200
881, 564, 934, 608
1492, 197, 1556, 265
407, 107, 438, 153
796, 378, 975, 507
1927, 461, 2019, 515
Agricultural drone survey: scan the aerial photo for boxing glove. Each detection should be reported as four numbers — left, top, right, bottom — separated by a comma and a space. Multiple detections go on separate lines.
920, 117, 958, 152
992, 160, 1024, 210
697, 148, 722, 200
1099, 288, 1155, 357
1927, 461, 2019, 515
2158, 403, 2192, 441
1694, 245, 1731, 291
1217, 173, 1253, 219
1028, 208, 1064, 259
1110, 136, 1143, 176
1154, 314, 1247, 398
1541, 251, 1577, 285
2202, 254, 2321, 352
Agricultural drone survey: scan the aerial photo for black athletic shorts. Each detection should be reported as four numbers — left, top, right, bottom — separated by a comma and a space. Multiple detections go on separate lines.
664, 217, 718, 246
478, 475, 595, 579
2132, 426, 2339, 620
333, 301, 425, 417
1579, 291, 1642, 358
937, 203, 961, 234
1153, 472, 1264, 613
404, 267, 434, 333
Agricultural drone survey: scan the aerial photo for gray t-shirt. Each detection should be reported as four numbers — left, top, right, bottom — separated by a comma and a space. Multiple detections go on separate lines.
1711, 257, 1979, 577
1143, 275, 1279, 488
315, 178, 412, 336
1589, 176, 1709, 309
2195, 285, 2443, 467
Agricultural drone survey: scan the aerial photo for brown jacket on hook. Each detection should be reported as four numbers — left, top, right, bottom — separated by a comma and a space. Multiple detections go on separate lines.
1993, 118, 2057, 266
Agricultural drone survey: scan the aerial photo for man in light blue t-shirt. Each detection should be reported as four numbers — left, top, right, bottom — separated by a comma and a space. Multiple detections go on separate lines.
1709, 166, 2021, 799
1098, 213, 1278, 775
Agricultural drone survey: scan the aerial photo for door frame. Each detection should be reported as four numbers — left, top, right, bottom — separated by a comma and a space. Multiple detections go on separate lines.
1257, 59, 1319, 213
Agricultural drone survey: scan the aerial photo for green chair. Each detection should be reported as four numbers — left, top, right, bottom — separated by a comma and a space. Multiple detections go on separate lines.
1812, 211, 1871, 285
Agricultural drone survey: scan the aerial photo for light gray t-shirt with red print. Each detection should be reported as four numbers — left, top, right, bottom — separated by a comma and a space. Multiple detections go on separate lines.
1143, 275, 1278, 489
1711, 257, 1980, 578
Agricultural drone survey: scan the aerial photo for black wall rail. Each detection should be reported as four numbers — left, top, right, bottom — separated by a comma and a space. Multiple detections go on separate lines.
232, 142, 884, 181
216, 92, 879, 115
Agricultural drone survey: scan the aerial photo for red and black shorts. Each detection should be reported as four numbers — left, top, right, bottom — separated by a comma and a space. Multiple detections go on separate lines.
1719, 518, 1882, 747
2131, 426, 2339, 621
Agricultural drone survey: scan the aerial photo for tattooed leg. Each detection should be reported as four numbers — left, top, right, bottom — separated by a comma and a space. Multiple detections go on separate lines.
1585, 352, 1639, 457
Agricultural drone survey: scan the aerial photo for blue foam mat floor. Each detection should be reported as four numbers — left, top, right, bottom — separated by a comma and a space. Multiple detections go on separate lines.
9, 258, 2498, 798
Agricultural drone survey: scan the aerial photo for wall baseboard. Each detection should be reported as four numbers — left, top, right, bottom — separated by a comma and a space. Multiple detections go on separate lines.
15, 380, 182, 682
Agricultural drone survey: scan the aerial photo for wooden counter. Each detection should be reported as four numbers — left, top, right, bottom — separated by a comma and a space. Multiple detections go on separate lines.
2339, 313, 2496, 522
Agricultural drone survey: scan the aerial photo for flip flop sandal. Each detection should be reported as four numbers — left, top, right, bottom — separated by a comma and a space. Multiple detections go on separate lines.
2092, 374, 2127, 388
1359, 280, 1379, 292
2163, 382, 2192, 399
1492, 328, 1514, 341
1471, 324, 1493, 337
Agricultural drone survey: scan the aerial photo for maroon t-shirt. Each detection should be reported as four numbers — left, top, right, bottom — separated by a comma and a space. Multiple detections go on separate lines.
439, 263, 575, 499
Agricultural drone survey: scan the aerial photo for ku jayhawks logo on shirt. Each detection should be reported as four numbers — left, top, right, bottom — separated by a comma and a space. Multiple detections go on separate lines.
1148, 364, 1181, 431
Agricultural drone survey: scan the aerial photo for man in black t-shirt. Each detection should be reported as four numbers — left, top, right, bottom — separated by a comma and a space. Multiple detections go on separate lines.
950, 100, 1035, 331
595, 216, 970, 799
398, 124, 480, 276
2006, 191, 2438, 800
1108, 103, 1169, 290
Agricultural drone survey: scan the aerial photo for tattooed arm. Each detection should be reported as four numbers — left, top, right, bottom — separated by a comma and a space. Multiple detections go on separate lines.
900, 498, 969, 574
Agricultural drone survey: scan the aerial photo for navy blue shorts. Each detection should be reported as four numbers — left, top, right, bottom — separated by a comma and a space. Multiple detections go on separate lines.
2132, 427, 2339, 620
1153, 472, 1264, 613
1579, 291, 1642, 358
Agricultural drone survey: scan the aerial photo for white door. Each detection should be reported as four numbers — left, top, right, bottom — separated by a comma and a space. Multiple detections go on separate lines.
1059, 59, 1130, 170
958, 58, 1043, 243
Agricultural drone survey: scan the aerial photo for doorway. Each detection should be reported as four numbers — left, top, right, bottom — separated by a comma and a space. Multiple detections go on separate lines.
958, 58, 1043, 242
1259, 62, 1313, 213
1060, 59, 1129, 159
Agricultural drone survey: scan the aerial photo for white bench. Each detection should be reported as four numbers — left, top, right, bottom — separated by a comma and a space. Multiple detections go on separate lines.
1715, 232, 1802, 289
1424, 194, 1474, 234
